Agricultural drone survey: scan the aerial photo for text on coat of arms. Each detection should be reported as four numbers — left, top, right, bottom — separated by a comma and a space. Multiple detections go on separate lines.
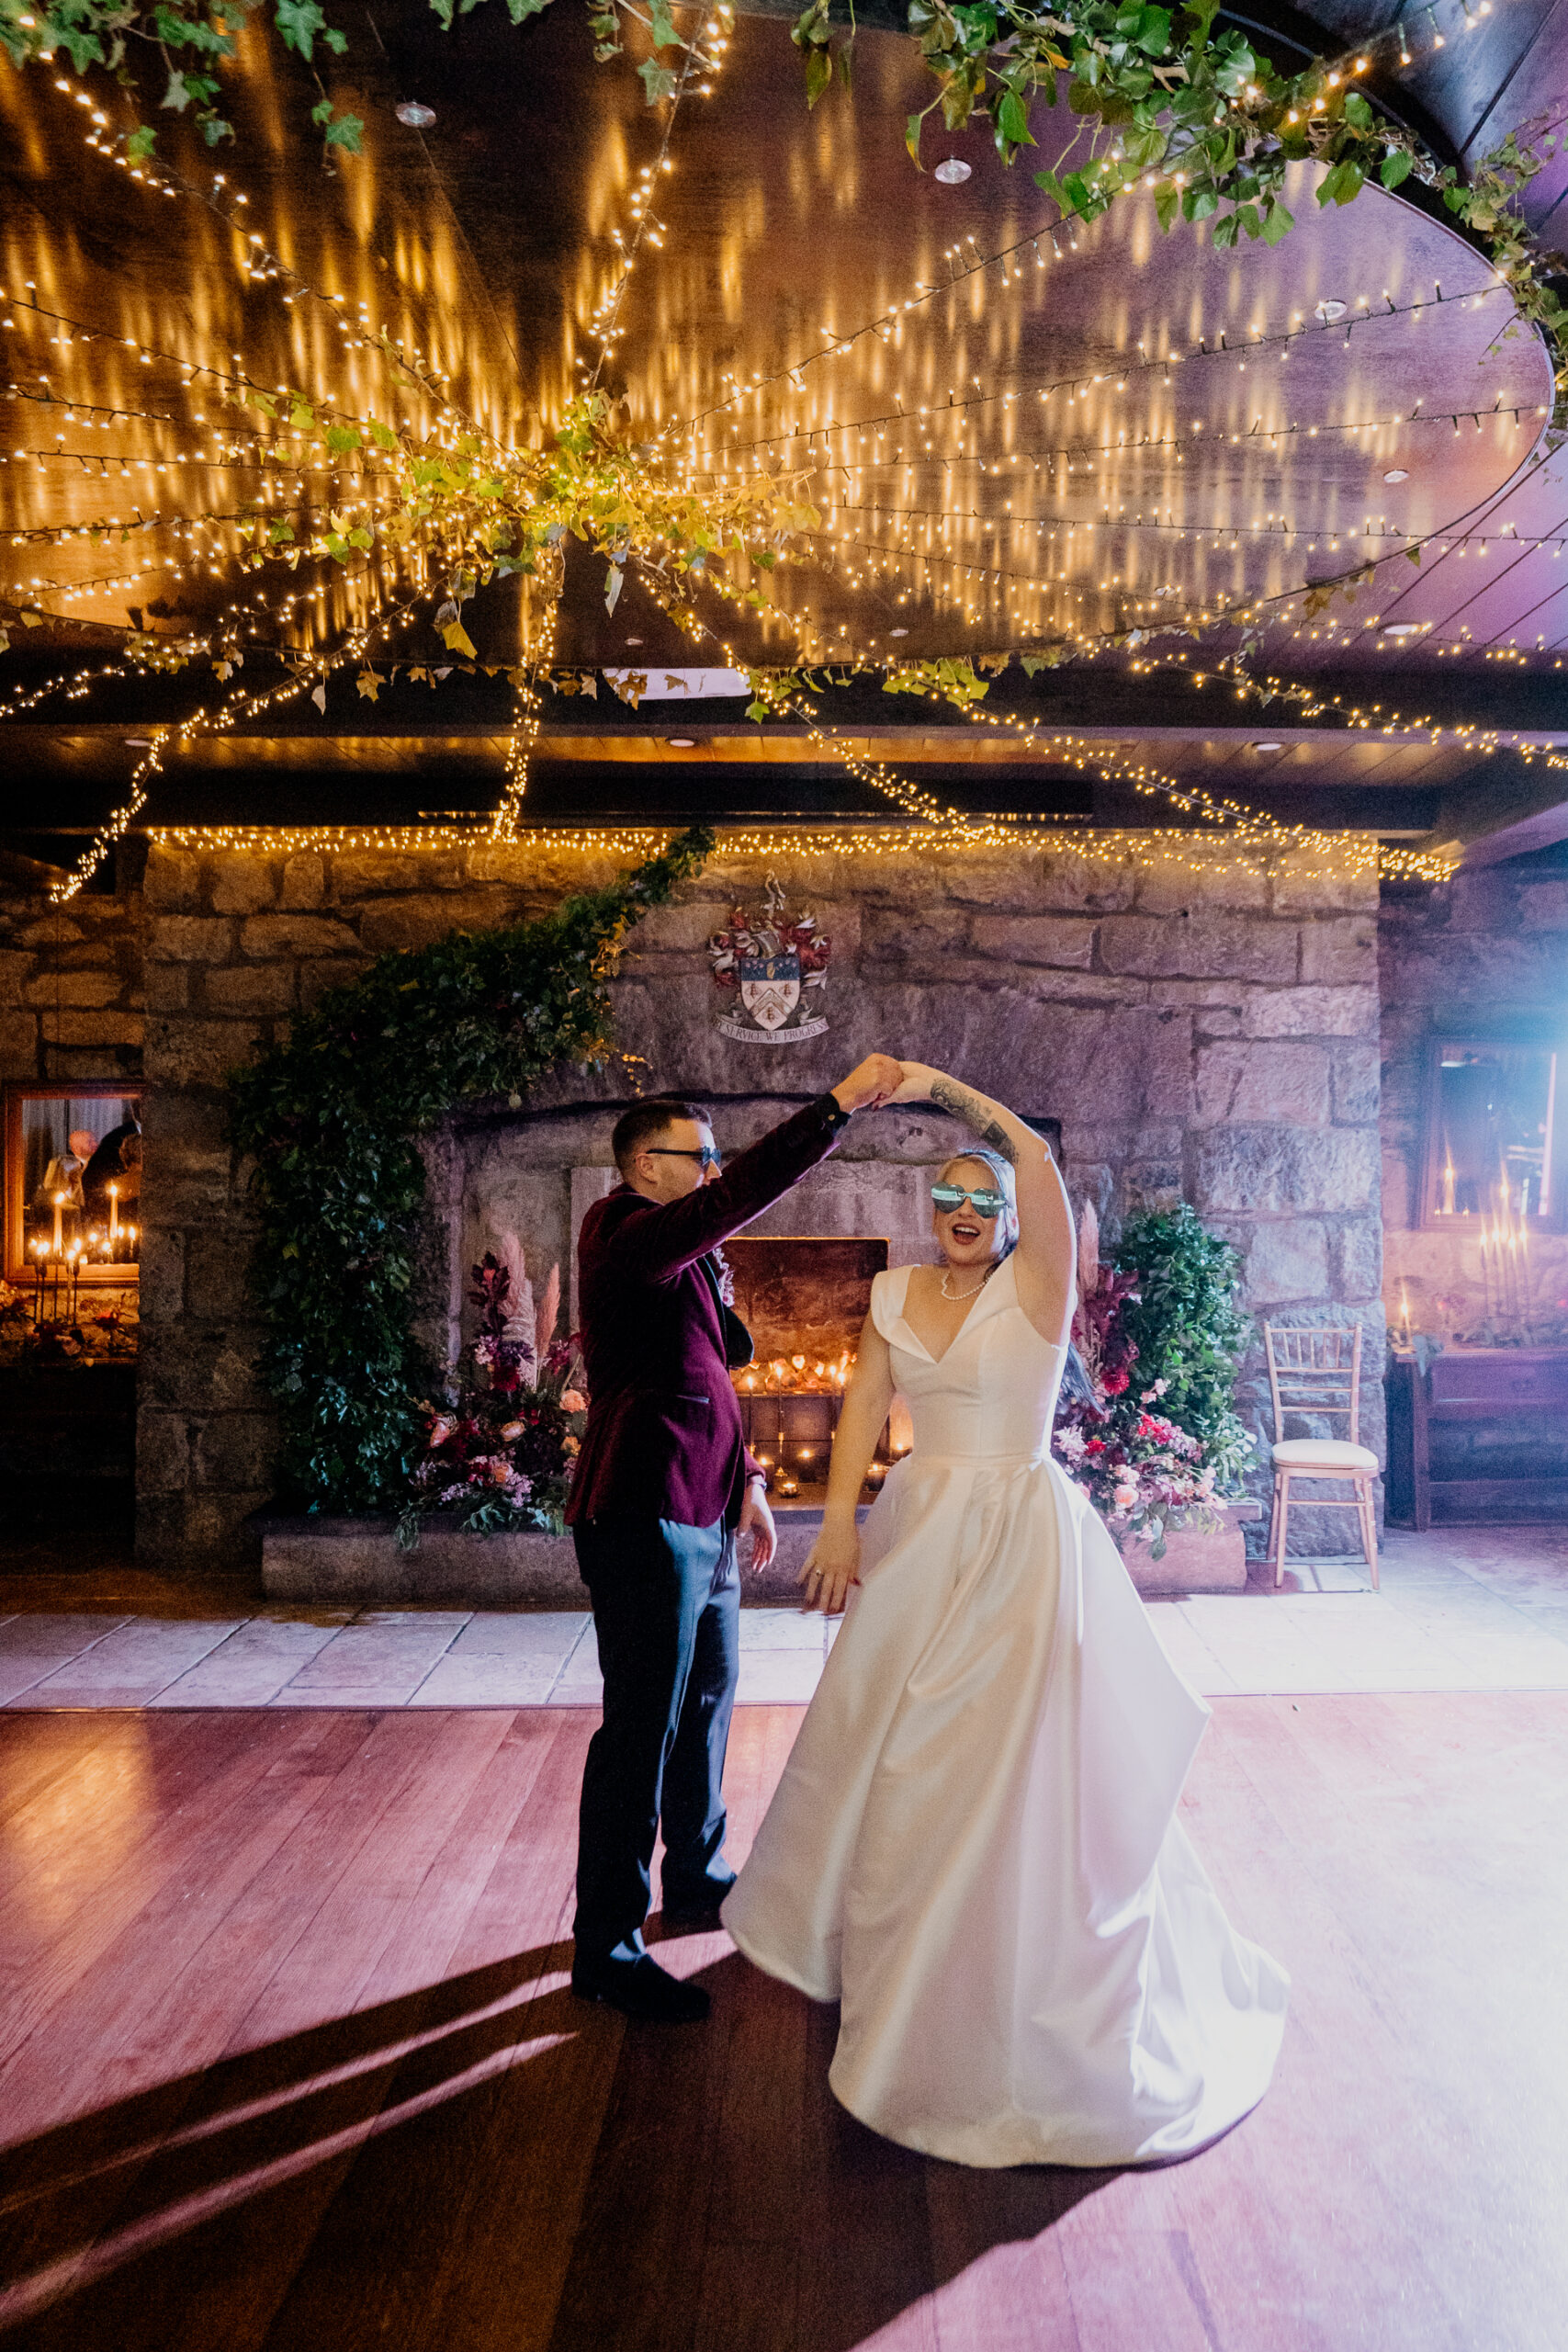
708, 876, 830, 1046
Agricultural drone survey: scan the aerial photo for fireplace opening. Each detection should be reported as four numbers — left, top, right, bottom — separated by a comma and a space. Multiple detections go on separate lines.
726, 1236, 899, 1506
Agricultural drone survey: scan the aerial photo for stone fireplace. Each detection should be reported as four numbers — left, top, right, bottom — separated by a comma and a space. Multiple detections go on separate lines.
107, 827, 1387, 1570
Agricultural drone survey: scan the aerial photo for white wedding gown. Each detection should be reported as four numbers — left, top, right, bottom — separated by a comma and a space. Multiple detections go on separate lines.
722, 1257, 1289, 2169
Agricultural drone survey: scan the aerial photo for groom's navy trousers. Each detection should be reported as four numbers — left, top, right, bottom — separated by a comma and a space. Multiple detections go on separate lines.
572, 1515, 739, 1959
567, 1095, 849, 1964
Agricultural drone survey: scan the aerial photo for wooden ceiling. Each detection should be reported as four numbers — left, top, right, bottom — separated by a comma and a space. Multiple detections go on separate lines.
3, 0, 1568, 865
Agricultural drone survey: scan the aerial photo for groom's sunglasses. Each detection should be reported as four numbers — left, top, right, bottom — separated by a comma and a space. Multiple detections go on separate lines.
931, 1182, 1006, 1217
647, 1145, 724, 1169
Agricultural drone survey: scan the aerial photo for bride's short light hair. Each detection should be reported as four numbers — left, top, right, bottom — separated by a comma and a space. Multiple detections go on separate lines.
936, 1148, 1020, 1255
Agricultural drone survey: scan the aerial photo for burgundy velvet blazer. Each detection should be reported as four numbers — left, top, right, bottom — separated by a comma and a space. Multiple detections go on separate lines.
567, 1099, 843, 1529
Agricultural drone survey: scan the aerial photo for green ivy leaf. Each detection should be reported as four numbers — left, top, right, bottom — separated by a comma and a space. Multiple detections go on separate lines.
1381, 148, 1414, 189
637, 56, 678, 103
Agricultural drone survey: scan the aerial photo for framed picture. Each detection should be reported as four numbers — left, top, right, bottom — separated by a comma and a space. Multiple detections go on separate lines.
1418, 1036, 1563, 1231
3, 1084, 143, 1285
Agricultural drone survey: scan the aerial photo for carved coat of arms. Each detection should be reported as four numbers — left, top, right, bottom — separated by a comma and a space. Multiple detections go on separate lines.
708, 876, 830, 1046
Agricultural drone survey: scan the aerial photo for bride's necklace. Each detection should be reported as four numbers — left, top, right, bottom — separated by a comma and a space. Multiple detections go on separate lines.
940, 1261, 996, 1302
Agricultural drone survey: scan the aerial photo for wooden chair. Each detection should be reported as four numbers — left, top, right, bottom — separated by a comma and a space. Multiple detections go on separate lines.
1263, 1323, 1380, 1589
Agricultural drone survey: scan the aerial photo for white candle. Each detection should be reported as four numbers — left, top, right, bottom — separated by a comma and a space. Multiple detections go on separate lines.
107, 1182, 118, 1242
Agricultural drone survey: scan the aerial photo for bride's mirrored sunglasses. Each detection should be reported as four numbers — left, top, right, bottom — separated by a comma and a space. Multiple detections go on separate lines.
931, 1182, 1006, 1217
647, 1145, 724, 1169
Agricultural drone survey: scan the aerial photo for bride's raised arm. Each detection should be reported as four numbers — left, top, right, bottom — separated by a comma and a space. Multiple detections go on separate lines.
890, 1061, 1077, 1346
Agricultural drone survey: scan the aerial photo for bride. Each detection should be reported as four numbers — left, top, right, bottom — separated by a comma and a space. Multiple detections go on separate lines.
721, 1061, 1289, 2169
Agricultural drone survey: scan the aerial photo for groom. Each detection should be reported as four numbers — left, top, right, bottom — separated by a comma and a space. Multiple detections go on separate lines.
568, 1057, 905, 2022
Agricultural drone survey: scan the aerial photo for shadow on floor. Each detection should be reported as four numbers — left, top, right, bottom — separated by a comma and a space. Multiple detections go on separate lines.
0, 1939, 1113, 2352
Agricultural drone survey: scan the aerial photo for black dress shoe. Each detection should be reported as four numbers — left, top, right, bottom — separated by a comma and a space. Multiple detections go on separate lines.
571, 1952, 711, 2023
661, 1877, 738, 1932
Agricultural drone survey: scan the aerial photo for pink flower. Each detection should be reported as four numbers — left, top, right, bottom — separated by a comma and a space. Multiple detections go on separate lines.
561, 1389, 587, 1414
499, 1420, 525, 1442
427, 1417, 454, 1449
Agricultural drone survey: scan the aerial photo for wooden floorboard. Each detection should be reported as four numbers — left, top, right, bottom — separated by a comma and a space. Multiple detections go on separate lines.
0, 1696, 1565, 2351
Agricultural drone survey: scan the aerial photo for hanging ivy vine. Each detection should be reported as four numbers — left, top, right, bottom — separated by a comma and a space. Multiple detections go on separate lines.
224, 823, 713, 1514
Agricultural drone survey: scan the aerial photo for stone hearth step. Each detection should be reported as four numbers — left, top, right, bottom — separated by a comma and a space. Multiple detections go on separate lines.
258, 1498, 1258, 1605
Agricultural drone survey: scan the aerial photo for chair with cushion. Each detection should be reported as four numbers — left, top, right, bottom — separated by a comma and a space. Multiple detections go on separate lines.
1263, 1322, 1380, 1589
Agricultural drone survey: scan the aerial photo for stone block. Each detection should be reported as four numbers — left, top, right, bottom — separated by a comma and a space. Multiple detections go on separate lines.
1269, 847, 1378, 915
186, 1228, 254, 1319
860, 987, 1196, 1123
281, 854, 326, 909
137, 1227, 186, 1317
1331, 1043, 1381, 1125
1235, 1218, 1331, 1305
148, 915, 235, 965
205, 963, 297, 1015
142, 848, 207, 911
1134, 854, 1269, 915
1192, 1125, 1381, 1216
175, 1490, 269, 1564
194, 1413, 276, 1491
145, 963, 190, 1013
0, 1008, 38, 1068
240, 912, 361, 959
1194, 1042, 1330, 1126
23, 968, 122, 1008
970, 915, 1097, 967
0, 949, 35, 996
1299, 917, 1378, 987
1099, 915, 1298, 983
55, 942, 120, 969
355, 891, 520, 956
632, 899, 733, 956
145, 1017, 261, 1090
1242, 986, 1378, 1039
298, 956, 369, 1010
11, 916, 84, 946
136, 1410, 191, 1494
40, 1012, 144, 1047
1328, 1217, 1383, 1303
332, 852, 468, 897
862, 905, 973, 959
211, 858, 280, 913
1031, 846, 1135, 912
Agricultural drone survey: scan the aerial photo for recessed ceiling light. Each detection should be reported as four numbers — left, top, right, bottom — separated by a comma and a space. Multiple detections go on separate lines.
1383, 622, 1422, 637
1249, 741, 1283, 752
667, 736, 695, 748
1383, 468, 1409, 483
890, 626, 909, 637
125, 736, 152, 746
396, 101, 436, 129
1314, 299, 1348, 322
624, 635, 644, 645
935, 158, 972, 185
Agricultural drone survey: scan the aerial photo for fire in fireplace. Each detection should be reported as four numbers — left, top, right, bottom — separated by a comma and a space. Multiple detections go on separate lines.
725, 1237, 892, 1500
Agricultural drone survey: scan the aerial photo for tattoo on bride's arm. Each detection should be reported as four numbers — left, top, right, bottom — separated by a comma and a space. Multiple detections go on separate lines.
929, 1076, 1018, 1164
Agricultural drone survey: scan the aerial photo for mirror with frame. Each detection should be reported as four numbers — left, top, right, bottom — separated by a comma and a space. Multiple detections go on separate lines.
1419, 1037, 1562, 1231
4, 1084, 143, 1286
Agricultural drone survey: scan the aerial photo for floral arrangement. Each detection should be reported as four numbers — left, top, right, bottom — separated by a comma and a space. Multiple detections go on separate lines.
1055, 1385, 1220, 1558
0, 1284, 139, 1370
395, 1249, 587, 1548
1054, 1201, 1247, 1555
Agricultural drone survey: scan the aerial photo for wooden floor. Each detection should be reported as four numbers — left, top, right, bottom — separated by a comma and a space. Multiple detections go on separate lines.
1, 1697, 1565, 2352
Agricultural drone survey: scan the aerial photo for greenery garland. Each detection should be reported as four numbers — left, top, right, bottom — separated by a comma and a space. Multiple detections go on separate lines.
224, 822, 713, 1514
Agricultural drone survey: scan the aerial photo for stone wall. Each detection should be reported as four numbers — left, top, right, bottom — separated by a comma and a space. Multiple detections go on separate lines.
0, 856, 145, 1090
130, 829, 1385, 1567
1381, 865, 1568, 1341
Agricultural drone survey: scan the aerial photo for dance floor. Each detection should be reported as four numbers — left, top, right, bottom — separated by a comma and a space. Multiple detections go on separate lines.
2, 1694, 1566, 2350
